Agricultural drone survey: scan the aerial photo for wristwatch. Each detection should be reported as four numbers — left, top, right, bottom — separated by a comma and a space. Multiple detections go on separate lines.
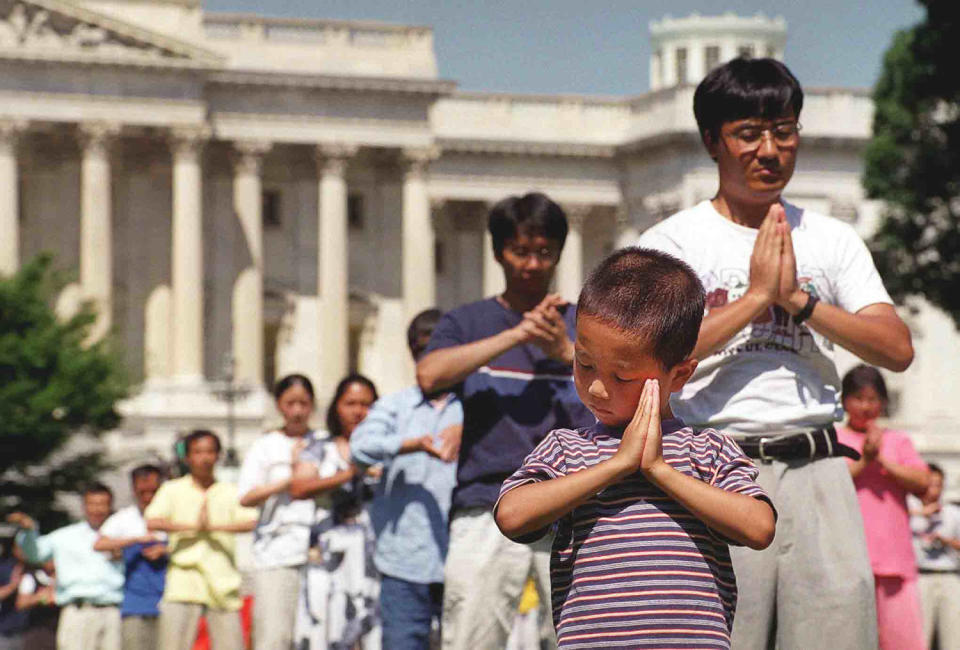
792, 292, 819, 325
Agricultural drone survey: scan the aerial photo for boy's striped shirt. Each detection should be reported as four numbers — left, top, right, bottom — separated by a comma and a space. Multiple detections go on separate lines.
497, 418, 772, 649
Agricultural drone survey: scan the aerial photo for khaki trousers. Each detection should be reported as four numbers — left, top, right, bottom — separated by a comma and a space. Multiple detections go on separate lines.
918, 571, 960, 649
121, 616, 158, 650
730, 457, 878, 650
251, 566, 301, 650
441, 507, 555, 650
157, 601, 243, 650
56, 603, 121, 650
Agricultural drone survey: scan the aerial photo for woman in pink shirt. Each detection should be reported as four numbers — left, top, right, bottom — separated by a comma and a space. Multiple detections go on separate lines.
837, 365, 930, 650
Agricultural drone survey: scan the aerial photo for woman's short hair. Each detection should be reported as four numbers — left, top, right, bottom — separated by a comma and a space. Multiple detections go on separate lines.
841, 364, 889, 415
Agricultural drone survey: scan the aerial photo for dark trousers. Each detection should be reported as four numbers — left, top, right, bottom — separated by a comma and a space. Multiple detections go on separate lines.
380, 574, 443, 650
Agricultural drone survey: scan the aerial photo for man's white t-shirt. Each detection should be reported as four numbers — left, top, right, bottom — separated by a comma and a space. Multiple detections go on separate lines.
237, 429, 328, 569
638, 199, 892, 435
101, 504, 149, 539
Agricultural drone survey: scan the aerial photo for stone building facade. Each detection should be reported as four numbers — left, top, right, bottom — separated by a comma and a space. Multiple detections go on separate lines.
2, 2, 958, 480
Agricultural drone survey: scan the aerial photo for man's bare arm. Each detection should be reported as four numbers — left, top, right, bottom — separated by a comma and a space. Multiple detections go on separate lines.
416, 328, 526, 394
777, 216, 913, 371
787, 300, 913, 372
693, 292, 771, 360
417, 294, 571, 393
693, 208, 782, 359
94, 535, 155, 552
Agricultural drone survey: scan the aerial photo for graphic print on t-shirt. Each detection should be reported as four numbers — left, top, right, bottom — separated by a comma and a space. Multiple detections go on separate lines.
702, 266, 829, 359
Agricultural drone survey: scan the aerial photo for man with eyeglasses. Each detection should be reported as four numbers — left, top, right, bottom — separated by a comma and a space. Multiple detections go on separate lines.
638, 57, 913, 649
417, 192, 593, 650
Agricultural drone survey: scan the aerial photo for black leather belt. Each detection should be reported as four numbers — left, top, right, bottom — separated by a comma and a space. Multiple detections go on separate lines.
736, 426, 860, 462
69, 599, 115, 608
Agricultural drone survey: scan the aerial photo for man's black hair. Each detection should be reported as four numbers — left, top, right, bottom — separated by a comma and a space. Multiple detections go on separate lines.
693, 57, 804, 141
577, 247, 705, 369
488, 192, 568, 256
407, 308, 442, 357
928, 462, 944, 478
130, 464, 164, 484
184, 429, 222, 454
83, 482, 113, 500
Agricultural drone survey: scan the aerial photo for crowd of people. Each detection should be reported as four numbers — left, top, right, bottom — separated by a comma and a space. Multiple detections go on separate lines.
0, 56, 954, 650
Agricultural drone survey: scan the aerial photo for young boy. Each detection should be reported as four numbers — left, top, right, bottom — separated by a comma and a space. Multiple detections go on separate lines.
145, 430, 257, 650
495, 247, 776, 649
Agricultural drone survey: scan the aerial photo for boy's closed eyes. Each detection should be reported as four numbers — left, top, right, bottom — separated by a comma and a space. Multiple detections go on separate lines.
573, 313, 697, 428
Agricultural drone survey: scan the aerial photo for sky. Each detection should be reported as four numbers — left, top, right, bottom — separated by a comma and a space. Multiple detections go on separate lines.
203, 1, 925, 96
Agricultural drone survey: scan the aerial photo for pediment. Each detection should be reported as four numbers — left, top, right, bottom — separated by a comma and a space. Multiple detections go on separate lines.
0, 0, 222, 67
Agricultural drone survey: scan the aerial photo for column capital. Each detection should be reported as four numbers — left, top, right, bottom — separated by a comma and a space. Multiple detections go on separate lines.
78, 121, 121, 157
0, 118, 28, 143
643, 194, 680, 224
563, 203, 592, 228
315, 142, 358, 177
429, 197, 447, 230
232, 140, 272, 176
615, 197, 644, 229
401, 145, 440, 179
169, 125, 211, 158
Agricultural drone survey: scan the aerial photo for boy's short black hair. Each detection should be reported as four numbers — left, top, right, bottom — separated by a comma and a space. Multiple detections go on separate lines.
694, 57, 804, 140
488, 192, 568, 256
407, 308, 442, 357
130, 464, 164, 484
83, 482, 113, 500
928, 463, 944, 478
577, 247, 705, 369
184, 429, 222, 454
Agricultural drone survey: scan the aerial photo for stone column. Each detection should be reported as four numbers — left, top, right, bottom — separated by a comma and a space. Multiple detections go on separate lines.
316, 143, 356, 395
556, 204, 589, 302
480, 202, 505, 297
169, 126, 209, 382
231, 140, 271, 388
615, 200, 641, 249
401, 147, 439, 320
79, 122, 119, 342
482, 229, 503, 297
0, 120, 26, 277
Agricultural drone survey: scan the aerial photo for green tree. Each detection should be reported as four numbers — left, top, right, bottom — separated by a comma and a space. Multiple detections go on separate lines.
0, 255, 128, 531
864, 0, 960, 325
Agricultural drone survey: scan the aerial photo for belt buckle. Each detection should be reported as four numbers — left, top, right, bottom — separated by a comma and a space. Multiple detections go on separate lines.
803, 430, 817, 460
758, 437, 772, 463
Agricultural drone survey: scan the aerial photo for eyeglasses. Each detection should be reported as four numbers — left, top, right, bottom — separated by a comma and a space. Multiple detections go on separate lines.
726, 121, 802, 150
504, 245, 559, 262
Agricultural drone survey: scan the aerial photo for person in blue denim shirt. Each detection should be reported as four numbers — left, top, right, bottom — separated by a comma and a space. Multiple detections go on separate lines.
350, 309, 463, 650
